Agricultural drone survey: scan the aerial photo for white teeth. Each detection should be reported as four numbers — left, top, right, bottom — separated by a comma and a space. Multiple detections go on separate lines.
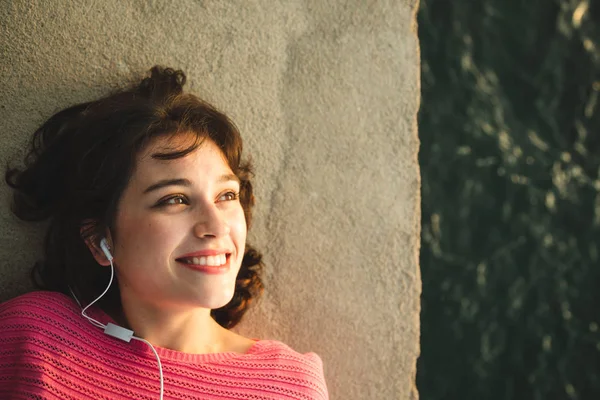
181, 255, 227, 266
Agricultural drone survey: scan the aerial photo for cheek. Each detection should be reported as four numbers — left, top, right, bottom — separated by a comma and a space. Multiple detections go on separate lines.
114, 214, 178, 262
230, 208, 247, 254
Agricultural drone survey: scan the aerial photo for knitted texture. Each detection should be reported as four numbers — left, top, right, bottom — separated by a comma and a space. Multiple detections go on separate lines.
0, 291, 328, 399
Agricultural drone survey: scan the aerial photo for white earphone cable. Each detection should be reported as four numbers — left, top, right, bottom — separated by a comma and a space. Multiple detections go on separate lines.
132, 336, 164, 398
75, 246, 164, 400
80, 259, 115, 329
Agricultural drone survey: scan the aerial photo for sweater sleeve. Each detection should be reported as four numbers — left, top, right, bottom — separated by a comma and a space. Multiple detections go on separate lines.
303, 351, 329, 400
0, 291, 100, 400
0, 292, 59, 399
244, 340, 329, 400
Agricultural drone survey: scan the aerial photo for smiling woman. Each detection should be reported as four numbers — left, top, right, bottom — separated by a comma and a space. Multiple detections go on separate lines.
0, 67, 328, 399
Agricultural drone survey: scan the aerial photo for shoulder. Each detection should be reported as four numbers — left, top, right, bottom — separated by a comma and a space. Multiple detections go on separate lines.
243, 340, 329, 399
0, 290, 79, 318
0, 292, 124, 396
0, 290, 84, 334
249, 339, 325, 367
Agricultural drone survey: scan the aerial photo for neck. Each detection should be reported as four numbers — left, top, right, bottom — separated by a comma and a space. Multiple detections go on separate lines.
118, 294, 228, 354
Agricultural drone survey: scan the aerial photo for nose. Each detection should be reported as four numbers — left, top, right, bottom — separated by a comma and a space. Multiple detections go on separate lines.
192, 201, 231, 238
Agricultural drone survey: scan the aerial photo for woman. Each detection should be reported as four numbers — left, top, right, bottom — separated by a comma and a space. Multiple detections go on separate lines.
0, 66, 328, 399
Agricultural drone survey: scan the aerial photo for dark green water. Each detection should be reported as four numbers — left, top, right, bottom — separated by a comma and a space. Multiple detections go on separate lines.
417, 1, 600, 399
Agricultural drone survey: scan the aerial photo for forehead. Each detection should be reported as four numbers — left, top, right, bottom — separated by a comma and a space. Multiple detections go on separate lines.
133, 135, 232, 178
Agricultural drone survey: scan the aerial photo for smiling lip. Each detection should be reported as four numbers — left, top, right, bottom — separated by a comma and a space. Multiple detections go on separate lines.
176, 250, 231, 275
178, 261, 230, 275
176, 249, 231, 258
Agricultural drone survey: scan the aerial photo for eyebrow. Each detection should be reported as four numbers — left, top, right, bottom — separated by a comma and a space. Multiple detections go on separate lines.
143, 174, 240, 194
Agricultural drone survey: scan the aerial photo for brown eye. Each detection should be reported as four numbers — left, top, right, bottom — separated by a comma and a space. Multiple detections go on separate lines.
157, 195, 189, 207
218, 191, 239, 202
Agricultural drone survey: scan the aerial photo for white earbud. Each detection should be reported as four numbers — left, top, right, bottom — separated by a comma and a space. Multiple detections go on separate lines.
99, 238, 113, 261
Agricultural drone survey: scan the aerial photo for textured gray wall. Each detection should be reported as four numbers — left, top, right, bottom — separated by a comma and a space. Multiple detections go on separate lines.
0, 1, 421, 399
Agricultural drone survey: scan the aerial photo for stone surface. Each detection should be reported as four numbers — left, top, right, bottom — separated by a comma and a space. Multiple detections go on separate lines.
0, 1, 421, 398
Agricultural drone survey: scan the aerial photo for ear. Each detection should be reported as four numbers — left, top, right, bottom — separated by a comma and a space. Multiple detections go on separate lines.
80, 222, 114, 267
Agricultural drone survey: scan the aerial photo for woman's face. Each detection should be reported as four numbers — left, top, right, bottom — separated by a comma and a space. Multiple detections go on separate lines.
109, 135, 247, 311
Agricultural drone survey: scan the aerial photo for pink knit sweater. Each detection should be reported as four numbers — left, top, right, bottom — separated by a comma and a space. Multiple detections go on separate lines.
0, 291, 328, 399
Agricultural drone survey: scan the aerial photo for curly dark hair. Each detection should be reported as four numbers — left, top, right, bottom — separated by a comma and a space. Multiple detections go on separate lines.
5, 66, 264, 329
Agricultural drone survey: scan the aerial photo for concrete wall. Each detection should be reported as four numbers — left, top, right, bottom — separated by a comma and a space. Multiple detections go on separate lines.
0, 1, 421, 399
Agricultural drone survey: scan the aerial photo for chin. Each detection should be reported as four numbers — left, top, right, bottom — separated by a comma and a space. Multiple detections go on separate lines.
200, 292, 236, 310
